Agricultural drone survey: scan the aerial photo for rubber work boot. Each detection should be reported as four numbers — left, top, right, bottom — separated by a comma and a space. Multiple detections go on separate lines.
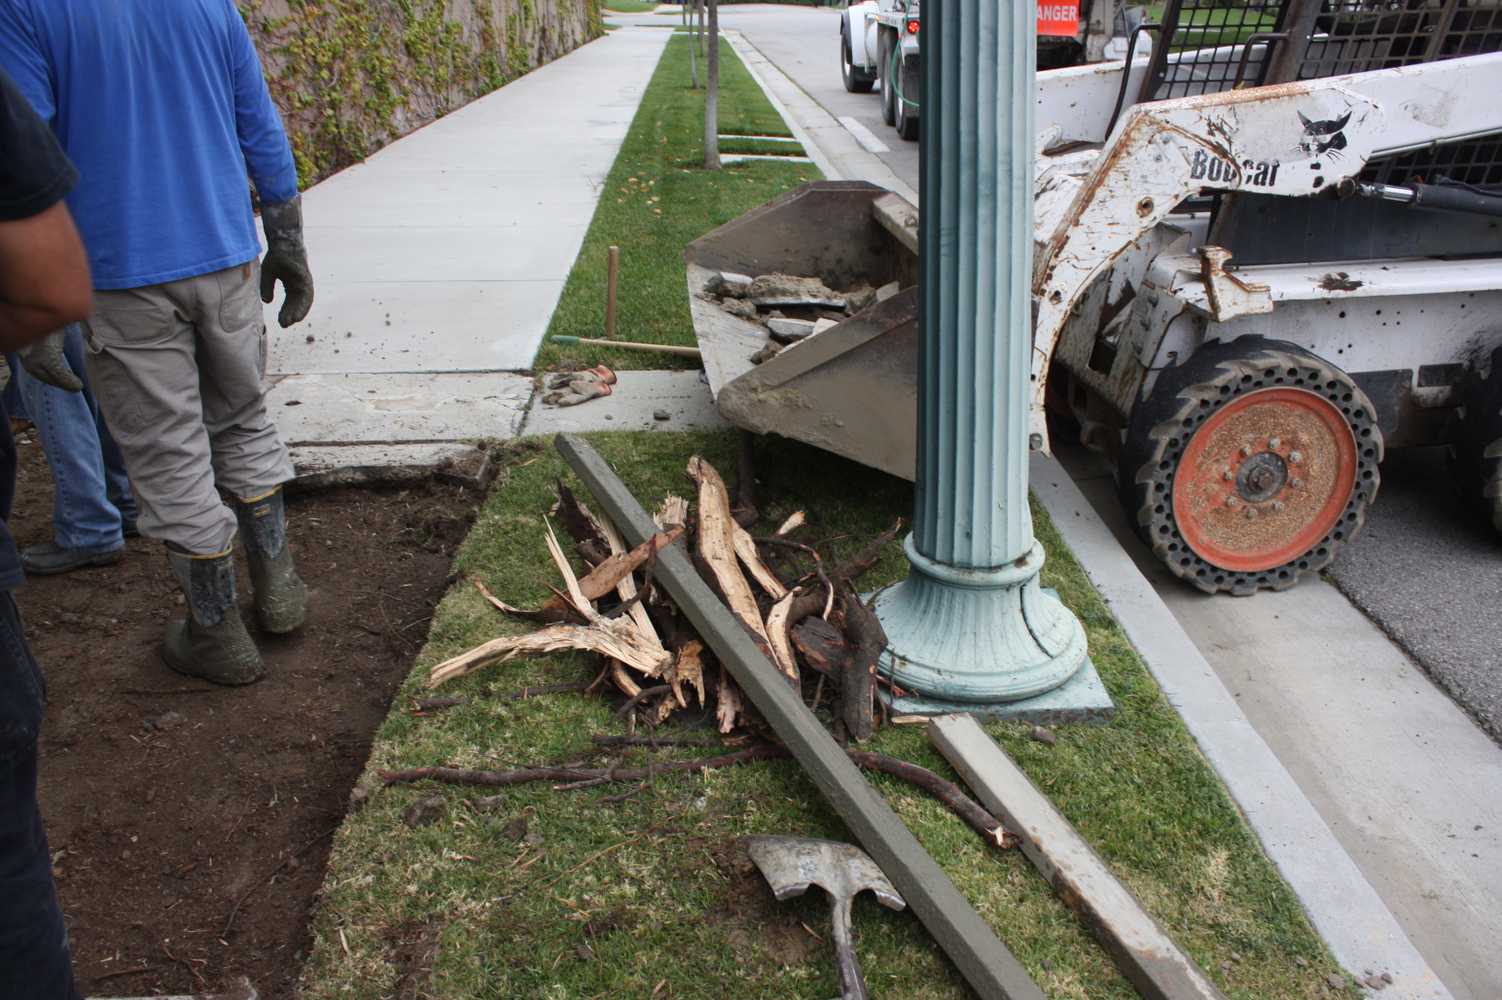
163, 546, 264, 685
234, 487, 307, 634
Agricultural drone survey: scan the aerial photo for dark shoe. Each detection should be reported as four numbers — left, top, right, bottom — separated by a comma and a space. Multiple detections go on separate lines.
234, 488, 307, 634
163, 546, 263, 685
21, 542, 123, 576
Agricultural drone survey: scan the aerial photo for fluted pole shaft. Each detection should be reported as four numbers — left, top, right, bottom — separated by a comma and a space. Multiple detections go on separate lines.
914, 0, 1035, 569
871, 0, 1088, 708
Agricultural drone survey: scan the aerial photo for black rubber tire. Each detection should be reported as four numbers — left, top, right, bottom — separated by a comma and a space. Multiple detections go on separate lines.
894, 52, 919, 142
879, 34, 897, 126
1456, 343, 1502, 536
1117, 337, 1384, 596
842, 31, 876, 93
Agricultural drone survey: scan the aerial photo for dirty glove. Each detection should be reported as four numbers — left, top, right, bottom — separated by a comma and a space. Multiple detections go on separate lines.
17, 330, 82, 392
260, 196, 314, 328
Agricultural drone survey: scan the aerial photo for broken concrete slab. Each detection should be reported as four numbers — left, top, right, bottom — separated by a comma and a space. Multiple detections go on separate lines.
709, 271, 754, 297
875, 280, 901, 303
289, 443, 492, 488
813, 318, 839, 335
267, 372, 533, 444
747, 273, 847, 309
522, 370, 729, 436
721, 297, 758, 320
767, 317, 817, 342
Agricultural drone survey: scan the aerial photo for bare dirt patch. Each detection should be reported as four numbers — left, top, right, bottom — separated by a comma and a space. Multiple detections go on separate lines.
11, 429, 479, 998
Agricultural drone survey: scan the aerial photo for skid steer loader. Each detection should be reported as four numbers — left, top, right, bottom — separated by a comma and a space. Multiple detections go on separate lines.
687, 0, 1502, 595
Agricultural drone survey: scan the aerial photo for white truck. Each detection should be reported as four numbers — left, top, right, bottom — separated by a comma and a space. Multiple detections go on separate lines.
840, 0, 1136, 142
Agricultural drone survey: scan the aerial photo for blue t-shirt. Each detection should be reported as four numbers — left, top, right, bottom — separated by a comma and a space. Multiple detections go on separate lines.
0, 0, 300, 290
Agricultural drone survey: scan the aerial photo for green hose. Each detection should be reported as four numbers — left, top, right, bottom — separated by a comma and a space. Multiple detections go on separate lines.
890, 43, 920, 111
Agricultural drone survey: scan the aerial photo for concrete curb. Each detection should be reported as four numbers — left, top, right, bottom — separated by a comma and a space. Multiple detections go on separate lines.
1030, 453, 1451, 999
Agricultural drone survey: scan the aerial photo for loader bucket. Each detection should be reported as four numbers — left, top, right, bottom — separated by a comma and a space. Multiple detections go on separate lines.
687, 181, 921, 480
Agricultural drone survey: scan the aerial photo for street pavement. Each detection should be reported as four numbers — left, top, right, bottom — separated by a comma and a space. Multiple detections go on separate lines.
703, 6, 1502, 995
1325, 447, 1502, 741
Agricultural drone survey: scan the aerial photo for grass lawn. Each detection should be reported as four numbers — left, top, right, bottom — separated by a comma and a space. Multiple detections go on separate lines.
530, 34, 820, 375
297, 430, 1358, 1000
1147, 3, 1281, 47
604, 0, 660, 11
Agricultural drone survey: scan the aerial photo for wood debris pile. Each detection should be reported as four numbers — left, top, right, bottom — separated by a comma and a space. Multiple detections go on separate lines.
428, 454, 903, 742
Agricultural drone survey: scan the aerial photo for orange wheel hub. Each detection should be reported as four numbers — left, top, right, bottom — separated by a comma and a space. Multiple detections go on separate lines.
1172, 387, 1358, 573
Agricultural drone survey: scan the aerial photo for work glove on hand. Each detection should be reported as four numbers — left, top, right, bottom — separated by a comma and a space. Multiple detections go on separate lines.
260, 196, 314, 328
17, 330, 83, 392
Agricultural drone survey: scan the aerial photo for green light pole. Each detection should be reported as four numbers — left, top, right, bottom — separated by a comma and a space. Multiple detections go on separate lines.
872, 0, 1095, 712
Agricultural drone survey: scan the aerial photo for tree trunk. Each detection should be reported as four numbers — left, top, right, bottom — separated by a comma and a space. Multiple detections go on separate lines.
688, 0, 699, 88
705, 0, 720, 170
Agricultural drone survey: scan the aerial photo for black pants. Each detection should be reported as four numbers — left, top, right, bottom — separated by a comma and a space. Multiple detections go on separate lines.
0, 592, 79, 1000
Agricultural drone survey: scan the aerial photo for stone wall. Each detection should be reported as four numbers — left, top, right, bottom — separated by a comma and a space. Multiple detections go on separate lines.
239, 0, 604, 187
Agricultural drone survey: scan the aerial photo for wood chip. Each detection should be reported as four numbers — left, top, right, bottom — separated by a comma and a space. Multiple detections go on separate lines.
671, 639, 707, 708
655, 494, 690, 530
774, 511, 806, 536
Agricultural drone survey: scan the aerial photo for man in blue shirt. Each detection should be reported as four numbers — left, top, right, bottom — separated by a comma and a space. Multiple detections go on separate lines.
0, 0, 316, 685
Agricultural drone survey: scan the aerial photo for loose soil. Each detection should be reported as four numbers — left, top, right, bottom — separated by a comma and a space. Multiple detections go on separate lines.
11, 428, 479, 999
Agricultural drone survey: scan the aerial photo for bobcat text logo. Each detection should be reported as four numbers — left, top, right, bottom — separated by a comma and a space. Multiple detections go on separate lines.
1188, 149, 1281, 188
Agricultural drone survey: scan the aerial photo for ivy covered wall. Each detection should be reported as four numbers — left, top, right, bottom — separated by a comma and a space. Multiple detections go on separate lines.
239, 0, 604, 188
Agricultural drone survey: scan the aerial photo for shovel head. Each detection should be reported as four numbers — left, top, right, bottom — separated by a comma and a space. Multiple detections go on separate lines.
743, 836, 905, 912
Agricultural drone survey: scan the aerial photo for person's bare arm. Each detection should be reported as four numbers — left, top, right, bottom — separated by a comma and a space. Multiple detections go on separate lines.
0, 198, 90, 352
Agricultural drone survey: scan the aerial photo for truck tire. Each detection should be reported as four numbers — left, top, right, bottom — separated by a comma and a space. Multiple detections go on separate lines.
1456, 344, 1502, 535
842, 30, 876, 93
1118, 338, 1383, 596
894, 51, 919, 142
879, 34, 897, 126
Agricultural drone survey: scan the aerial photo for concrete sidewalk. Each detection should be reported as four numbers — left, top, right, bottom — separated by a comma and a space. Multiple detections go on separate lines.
262, 27, 672, 480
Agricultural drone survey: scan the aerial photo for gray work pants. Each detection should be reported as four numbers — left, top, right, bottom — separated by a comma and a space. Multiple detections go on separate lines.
83, 261, 294, 555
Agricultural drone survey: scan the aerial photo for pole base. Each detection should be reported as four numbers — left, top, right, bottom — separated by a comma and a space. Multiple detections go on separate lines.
881, 648, 1114, 724
871, 536, 1090, 704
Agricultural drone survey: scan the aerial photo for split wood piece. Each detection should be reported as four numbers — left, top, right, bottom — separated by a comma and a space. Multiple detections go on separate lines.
732, 522, 788, 600
672, 639, 707, 708
595, 509, 665, 647
930, 714, 1229, 1000
655, 494, 690, 530
763, 591, 801, 690
428, 521, 670, 688
716, 663, 743, 733
839, 585, 885, 743
687, 456, 789, 695
471, 526, 680, 624
555, 434, 1044, 1000
775, 510, 807, 536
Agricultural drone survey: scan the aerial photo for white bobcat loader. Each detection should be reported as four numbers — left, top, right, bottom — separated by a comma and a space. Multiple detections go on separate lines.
688, 0, 1502, 595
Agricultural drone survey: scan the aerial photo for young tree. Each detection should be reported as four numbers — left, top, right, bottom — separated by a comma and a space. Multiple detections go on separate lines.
688, 0, 699, 89
704, 0, 720, 169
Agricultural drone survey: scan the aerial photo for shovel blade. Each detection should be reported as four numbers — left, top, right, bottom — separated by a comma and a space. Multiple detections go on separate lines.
744, 836, 906, 912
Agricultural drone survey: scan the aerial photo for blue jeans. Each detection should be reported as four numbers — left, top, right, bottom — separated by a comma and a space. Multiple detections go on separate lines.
13, 326, 136, 552
0, 592, 80, 1000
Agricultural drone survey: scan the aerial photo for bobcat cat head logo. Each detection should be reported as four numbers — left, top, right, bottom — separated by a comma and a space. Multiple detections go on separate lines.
1297, 110, 1352, 159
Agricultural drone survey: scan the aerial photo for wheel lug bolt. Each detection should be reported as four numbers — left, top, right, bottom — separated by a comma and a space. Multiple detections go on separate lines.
1290, 477, 1303, 489
1223, 470, 1234, 482
1268, 437, 1282, 450
1240, 444, 1254, 457
1225, 496, 1240, 508
1245, 506, 1258, 520
1272, 501, 1286, 512
1288, 450, 1303, 463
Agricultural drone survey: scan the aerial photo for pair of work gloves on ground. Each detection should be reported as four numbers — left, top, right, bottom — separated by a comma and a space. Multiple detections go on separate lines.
4, 196, 314, 394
